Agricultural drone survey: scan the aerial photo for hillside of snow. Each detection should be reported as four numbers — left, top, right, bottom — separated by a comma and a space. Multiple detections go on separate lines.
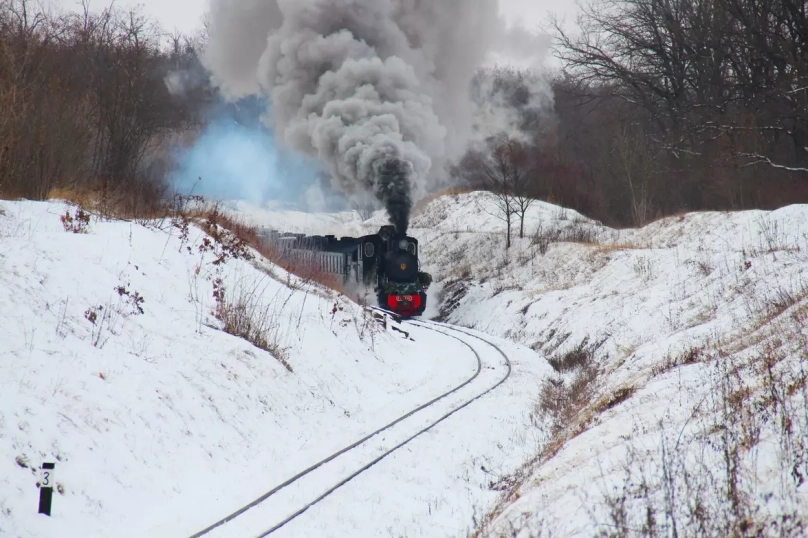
235, 191, 808, 536
3, 191, 806, 537
0, 200, 550, 538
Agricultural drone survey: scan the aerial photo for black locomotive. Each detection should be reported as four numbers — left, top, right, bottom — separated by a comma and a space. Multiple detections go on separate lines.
259, 225, 431, 317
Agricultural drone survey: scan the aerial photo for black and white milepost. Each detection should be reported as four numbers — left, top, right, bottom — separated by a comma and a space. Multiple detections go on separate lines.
38, 462, 55, 516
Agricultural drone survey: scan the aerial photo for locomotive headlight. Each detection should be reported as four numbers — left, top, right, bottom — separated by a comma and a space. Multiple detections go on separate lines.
398, 239, 409, 251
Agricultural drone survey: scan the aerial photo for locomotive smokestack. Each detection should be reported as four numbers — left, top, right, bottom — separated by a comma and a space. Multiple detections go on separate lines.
374, 157, 413, 234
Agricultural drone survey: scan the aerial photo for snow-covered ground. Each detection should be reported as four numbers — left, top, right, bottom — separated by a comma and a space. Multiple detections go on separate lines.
234, 191, 808, 536
414, 193, 808, 536
0, 200, 549, 538
3, 191, 807, 538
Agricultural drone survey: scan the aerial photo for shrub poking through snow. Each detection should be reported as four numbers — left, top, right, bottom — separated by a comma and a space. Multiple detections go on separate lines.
531, 220, 603, 256
60, 208, 91, 233
547, 338, 599, 373
592, 355, 808, 538
212, 275, 292, 372
83, 304, 116, 348
199, 207, 254, 265
536, 339, 602, 436
114, 285, 145, 315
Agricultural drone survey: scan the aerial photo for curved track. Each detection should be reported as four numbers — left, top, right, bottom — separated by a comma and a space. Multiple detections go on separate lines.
187, 318, 512, 538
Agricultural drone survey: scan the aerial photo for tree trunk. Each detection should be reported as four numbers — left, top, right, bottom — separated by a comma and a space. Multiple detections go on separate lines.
506, 211, 512, 249
519, 211, 525, 238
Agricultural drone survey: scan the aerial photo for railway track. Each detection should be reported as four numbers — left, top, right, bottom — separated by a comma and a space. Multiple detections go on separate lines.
187, 318, 512, 538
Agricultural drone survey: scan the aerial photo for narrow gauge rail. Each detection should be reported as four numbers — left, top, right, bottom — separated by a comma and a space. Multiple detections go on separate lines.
187, 319, 512, 538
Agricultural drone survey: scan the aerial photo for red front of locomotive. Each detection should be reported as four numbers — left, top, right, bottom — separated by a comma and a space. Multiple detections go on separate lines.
385, 292, 427, 317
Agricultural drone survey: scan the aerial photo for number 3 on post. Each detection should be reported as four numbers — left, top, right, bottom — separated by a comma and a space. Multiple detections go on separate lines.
38, 462, 55, 516
39, 468, 54, 488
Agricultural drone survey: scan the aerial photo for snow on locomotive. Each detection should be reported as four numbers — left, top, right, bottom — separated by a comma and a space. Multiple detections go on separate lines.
258, 225, 431, 317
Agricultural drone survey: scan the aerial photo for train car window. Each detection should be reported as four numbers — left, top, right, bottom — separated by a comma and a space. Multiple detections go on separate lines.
364, 242, 375, 257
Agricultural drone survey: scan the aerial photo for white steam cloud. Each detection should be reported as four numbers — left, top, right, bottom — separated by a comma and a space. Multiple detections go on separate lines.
202, 0, 549, 232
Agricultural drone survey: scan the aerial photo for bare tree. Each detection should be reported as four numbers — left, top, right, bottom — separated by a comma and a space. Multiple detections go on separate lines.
468, 135, 528, 250
553, 0, 808, 176
509, 141, 535, 239
0, 1, 210, 211
352, 201, 377, 221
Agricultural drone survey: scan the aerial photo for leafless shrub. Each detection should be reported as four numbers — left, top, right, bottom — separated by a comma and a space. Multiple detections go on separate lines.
687, 258, 714, 277
60, 208, 91, 233
352, 202, 376, 221
532, 220, 602, 256
531, 221, 555, 255
212, 275, 292, 372
651, 347, 704, 377
547, 338, 599, 373
538, 364, 598, 436
536, 339, 603, 435
757, 217, 793, 255
632, 255, 655, 283
329, 297, 385, 349
560, 221, 601, 244
766, 283, 808, 320
114, 285, 145, 315
447, 245, 467, 265
83, 302, 117, 348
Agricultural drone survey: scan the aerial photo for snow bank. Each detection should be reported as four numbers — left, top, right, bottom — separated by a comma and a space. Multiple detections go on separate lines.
0, 200, 550, 538
230, 190, 808, 535
409, 192, 808, 536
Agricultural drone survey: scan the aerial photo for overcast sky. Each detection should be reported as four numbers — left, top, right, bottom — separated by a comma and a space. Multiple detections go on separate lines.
54, 0, 578, 38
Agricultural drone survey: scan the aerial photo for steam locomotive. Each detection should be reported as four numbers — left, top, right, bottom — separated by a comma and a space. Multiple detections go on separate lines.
258, 225, 431, 317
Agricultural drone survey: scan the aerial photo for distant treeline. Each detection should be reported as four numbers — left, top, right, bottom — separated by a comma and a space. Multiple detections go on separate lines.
3, 0, 808, 227
468, 0, 808, 227
0, 0, 210, 215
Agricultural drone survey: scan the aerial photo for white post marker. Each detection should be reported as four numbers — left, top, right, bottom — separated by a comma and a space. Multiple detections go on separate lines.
38, 463, 55, 516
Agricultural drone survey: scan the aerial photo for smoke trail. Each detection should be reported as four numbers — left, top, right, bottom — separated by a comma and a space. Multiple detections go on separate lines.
203, 0, 550, 233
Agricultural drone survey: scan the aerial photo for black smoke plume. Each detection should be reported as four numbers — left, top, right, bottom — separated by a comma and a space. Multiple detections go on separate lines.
374, 157, 413, 234
201, 0, 552, 225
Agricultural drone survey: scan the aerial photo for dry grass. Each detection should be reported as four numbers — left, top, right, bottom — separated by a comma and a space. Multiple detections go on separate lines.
474, 298, 808, 538
591, 386, 637, 414
213, 275, 292, 372
547, 338, 598, 373
531, 220, 606, 255
47, 187, 101, 208
412, 187, 479, 215
535, 339, 604, 438
166, 195, 350, 298
651, 347, 705, 377
593, 349, 808, 538
594, 242, 643, 253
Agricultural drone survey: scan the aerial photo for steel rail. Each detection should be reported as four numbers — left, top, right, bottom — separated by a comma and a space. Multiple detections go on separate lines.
251, 320, 512, 537
187, 319, 482, 538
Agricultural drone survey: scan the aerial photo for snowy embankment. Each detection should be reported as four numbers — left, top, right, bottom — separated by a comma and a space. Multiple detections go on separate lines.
236, 190, 808, 535
0, 200, 549, 538
6, 191, 806, 538
409, 192, 808, 536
